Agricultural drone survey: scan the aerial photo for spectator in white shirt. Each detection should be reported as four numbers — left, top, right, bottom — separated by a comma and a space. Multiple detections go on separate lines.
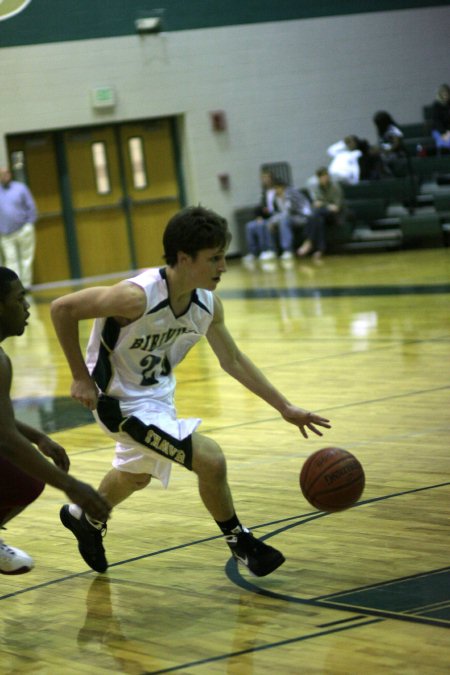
327, 136, 362, 185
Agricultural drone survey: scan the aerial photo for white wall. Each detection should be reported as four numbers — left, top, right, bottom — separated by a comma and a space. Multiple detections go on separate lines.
1, 6, 449, 254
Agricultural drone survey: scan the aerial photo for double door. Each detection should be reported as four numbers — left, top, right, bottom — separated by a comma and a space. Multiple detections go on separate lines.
7, 118, 183, 284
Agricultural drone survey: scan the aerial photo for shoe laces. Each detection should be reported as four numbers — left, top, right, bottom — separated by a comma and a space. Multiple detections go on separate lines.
85, 514, 107, 536
90, 523, 107, 539
0, 540, 15, 554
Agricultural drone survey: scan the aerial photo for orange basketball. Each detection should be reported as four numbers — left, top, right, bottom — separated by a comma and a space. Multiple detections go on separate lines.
300, 447, 365, 512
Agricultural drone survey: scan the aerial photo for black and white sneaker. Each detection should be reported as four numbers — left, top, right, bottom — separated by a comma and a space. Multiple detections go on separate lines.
60, 505, 108, 573
225, 529, 285, 577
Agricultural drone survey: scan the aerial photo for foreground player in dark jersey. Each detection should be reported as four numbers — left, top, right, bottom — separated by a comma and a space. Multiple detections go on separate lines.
0, 267, 111, 574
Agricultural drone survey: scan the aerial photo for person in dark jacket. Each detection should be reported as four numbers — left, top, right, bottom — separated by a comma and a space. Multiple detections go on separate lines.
431, 84, 450, 150
373, 111, 405, 175
297, 168, 344, 261
242, 169, 277, 263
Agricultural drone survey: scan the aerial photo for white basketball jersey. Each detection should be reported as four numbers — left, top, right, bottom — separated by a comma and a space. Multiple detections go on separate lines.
86, 267, 215, 403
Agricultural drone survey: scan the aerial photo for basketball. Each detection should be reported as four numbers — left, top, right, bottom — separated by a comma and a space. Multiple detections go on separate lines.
300, 447, 365, 512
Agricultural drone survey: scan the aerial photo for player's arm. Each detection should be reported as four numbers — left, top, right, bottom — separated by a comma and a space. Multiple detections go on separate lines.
22, 185, 37, 224
206, 296, 331, 438
0, 352, 70, 481
0, 353, 111, 521
50, 281, 146, 410
15, 418, 70, 471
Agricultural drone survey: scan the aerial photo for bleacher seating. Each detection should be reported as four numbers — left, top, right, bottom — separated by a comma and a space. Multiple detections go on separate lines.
410, 156, 450, 181
345, 198, 388, 224
335, 114, 450, 251
400, 212, 442, 246
402, 123, 428, 138
401, 122, 435, 157
433, 192, 450, 214
341, 177, 417, 204
234, 127, 450, 256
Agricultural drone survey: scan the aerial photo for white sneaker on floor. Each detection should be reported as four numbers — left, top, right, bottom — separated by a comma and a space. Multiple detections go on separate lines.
280, 250, 293, 260
0, 539, 34, 575
259, 250, 276, 260
260, 261, 277, 273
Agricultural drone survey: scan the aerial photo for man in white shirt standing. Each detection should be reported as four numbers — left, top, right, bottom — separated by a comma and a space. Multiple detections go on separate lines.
0, 168, 37, 291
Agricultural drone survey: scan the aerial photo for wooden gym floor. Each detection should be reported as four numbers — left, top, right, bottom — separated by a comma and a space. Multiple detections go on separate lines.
1, 247, 450, 674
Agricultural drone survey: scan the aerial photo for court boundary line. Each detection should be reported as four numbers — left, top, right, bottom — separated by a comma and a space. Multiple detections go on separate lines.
143, 617, 383, 674
1, 480, 448, 602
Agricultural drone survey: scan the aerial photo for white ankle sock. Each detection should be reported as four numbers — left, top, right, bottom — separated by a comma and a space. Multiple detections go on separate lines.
68, 504, 104, 529
68, 504, 82, 520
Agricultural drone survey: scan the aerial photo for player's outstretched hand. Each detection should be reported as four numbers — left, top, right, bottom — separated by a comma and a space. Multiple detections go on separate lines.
38, 436, 70, 472
282, 405, 331, 439
65, 478, 112, 522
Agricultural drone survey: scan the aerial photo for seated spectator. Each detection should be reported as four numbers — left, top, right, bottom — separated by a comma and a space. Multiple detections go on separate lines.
243, 169, 277, 263
355, 137, 384, 180
373, 111, 405, 175
305, 135, 382, 191
269, 179, 313, 260
297, 167, 344, 261
431, 84, 450, 151
327, 136, 362, 185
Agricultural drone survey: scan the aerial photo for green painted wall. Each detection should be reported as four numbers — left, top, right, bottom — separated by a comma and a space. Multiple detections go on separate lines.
0, 0, 449, 49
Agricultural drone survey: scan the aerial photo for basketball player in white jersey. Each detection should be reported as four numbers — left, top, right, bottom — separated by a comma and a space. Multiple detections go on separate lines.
51, 206, 331, 577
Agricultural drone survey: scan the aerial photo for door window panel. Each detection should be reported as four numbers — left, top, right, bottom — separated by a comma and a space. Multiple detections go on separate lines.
128, 136, 148, 189
91, 141, 111, 194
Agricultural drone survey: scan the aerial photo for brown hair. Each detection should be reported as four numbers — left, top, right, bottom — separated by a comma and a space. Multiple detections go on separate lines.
163, 206, 231, 266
